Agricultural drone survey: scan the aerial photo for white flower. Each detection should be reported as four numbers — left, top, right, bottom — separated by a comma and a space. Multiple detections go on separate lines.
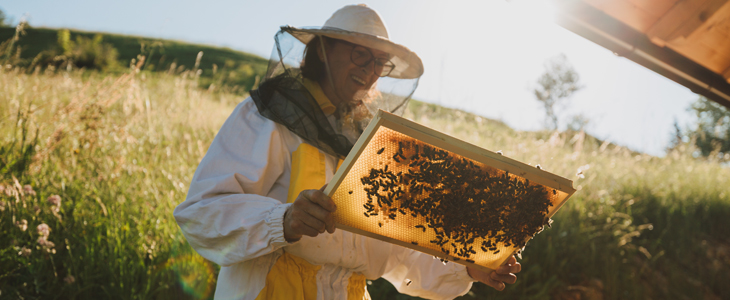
15, 219, 28, 231
37, 223, 50, 238
18, 247, 32, 257
576, 164, 591, 179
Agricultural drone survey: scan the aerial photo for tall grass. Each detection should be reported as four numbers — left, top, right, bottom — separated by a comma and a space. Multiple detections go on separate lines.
0, 63, 236, 299
1, 58, 729, 299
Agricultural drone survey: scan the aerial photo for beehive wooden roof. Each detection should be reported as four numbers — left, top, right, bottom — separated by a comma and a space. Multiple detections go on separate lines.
555, 0, 730, 108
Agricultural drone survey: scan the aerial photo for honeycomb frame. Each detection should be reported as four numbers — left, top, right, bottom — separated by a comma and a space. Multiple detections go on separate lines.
324, 110, 576, 272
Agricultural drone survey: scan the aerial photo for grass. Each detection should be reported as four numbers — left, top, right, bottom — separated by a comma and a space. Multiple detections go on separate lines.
1, 34, 729, 299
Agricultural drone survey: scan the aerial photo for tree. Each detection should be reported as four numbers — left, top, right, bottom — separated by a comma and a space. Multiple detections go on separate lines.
0, 9, 7, 27
533, 54, 583, 130
686, 96, 730, 160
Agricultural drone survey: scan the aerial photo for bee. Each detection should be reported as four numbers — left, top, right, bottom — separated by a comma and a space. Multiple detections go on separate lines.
378, 222, 382, 227
349, 191, 353, 194
364, 212, 369, 217
377, 147, 385, 155
405, 279, 412, 286
411, 241, 418, 245
536, 164, 542, 170
465, 259, 475, 263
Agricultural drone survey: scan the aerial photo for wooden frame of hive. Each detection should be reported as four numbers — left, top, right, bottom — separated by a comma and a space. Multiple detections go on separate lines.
324, 110, 576, 273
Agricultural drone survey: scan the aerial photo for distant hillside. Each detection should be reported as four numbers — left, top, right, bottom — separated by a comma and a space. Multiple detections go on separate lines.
0, 27, 269, 92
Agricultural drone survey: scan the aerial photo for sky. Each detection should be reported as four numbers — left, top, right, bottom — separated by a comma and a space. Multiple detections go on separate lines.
0, 0, 701, 156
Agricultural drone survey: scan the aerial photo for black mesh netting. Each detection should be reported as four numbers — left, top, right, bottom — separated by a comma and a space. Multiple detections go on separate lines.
251, 29, 420, 158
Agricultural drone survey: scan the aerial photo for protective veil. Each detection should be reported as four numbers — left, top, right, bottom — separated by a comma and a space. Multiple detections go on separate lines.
251, 27, 422, 158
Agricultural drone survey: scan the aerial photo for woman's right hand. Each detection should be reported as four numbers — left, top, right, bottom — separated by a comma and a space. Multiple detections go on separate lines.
283, 187, 337, 242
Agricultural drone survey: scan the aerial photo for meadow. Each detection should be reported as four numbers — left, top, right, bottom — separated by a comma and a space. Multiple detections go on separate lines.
1, 33, 729, 300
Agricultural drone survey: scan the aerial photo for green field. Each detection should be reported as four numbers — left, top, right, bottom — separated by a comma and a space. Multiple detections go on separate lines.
1, 28, 729, 300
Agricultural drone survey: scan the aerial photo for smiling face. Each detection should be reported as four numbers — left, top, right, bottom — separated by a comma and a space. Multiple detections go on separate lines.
318, 39, 391, 107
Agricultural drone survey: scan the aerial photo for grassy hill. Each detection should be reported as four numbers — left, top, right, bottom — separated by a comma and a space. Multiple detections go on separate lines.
1, 28, 729, 300
0, 26, 269, 92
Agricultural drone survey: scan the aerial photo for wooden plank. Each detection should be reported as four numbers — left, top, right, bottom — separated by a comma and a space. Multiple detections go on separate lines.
584, 0, 662, 32
663, 0, 730, 74
556, 0, 730, 108
647, 0, 730, 43
628, 0, 680, 18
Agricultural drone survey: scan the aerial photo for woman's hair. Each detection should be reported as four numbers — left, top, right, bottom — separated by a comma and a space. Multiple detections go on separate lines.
301, 36, 333, 81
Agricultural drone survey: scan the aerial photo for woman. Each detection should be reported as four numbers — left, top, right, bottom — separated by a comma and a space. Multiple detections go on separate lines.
174, 5, 521, 300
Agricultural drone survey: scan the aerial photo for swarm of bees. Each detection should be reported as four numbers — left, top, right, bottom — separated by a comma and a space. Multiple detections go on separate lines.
359, 140, 554, 262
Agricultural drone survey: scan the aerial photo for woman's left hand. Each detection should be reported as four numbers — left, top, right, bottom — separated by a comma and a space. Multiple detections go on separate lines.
466, 255, 521, 291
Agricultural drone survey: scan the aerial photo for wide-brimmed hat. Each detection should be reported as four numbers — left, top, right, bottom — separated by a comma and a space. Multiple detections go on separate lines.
283, 4, 424, 79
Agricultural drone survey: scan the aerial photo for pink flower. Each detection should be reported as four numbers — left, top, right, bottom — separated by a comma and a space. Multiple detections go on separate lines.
15, 219, 28, 231
47, 195, 62, 212
37, 223, 50, 238
18, 247, 32, 257
37, 237, 56, 252
23, 185, 36, 196
47, 195, 61, 206
64, 275, 75, 284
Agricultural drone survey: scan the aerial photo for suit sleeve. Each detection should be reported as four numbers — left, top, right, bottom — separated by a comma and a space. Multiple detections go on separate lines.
174, 98, 292, 267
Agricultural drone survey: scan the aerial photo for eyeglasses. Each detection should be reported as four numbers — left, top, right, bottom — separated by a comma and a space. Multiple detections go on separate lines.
339, 41, 395, 77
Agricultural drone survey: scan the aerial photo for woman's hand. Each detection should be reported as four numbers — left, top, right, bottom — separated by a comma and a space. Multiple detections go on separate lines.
466, 256, 521, 291
283, 186, 337, 242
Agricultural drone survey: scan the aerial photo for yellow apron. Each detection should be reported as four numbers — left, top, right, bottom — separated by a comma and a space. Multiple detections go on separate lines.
255, 143, 369, 300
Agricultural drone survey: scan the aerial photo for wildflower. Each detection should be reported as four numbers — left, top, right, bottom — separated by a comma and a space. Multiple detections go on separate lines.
47, 195, 61, 212
18, 247, 32, 257
576, 164, 591, 179
15, 219, 28, 231
64, 275, 75, 284
37, 237, 55, 253
23, 185, 36, 196
0, 200, 5, 212
37, 223, 50, 238
33, 205, 41, 215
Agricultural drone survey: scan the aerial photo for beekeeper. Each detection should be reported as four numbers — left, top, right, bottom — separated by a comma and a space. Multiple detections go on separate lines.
174, 4, 521, 300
